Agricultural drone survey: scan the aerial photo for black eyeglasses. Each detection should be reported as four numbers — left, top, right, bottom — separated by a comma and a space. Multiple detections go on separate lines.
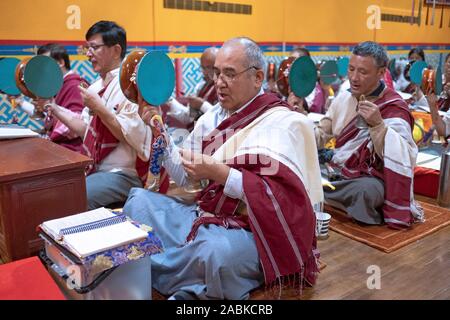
83, 43, 107, 52
213, 66, 259, 83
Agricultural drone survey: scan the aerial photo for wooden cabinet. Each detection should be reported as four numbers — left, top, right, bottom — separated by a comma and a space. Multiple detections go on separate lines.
0, 137, 92, 262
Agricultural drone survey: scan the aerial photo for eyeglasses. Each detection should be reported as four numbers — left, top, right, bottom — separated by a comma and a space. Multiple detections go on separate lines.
83, 43, 107, 52
213, 66, 259, 84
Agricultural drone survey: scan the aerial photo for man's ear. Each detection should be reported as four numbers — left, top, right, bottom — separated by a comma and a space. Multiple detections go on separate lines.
113, 44, 123, 60
255, 69, 265, 87
378, 66, 387, 79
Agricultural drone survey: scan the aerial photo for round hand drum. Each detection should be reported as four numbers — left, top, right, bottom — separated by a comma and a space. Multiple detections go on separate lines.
409, 60, 428, 85
120, 50, 175, 106
421, 67, 442, 96
276, 56, 296, 97
289, 56, 317, 98
337, 56, 350, 78
15, 55, 63, 99
0, 58, 21, 95
319, 60, 338, 85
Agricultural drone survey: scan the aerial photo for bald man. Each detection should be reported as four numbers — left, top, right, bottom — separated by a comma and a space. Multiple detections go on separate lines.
167, 47, 219, 128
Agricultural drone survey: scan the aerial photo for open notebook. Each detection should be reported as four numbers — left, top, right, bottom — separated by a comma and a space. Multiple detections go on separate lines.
40, 207, 148, 259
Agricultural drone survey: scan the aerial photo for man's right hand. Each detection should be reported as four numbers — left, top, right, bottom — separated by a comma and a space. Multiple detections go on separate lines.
187, 96, 204, 110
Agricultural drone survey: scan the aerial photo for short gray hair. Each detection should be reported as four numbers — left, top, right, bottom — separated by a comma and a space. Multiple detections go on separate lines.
223, 37, 266, 72
352, 41, 388, 68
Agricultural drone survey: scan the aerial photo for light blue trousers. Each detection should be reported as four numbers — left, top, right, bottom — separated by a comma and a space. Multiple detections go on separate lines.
123, 188, 264, 300
86, 171, 142, 210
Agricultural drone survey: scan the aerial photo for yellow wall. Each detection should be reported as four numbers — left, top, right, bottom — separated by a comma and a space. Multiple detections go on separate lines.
0, 0, 449, 44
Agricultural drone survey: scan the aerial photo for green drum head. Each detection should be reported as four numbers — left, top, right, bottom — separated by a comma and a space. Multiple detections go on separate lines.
435, 67, 442, 95
289, 56, 317, 98
136, 51, 175, 106
320, 60, 338, 85
24, 55, 63, 98
0, 57, 21, 95
410, 60, 427, 85
337, 57, 350, 78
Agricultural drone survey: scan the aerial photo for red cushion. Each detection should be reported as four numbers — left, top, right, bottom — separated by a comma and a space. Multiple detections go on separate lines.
0, 256, 65, 300
414, 166, 440, 198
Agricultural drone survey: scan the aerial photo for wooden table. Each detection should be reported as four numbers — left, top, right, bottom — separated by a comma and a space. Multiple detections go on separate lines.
0, 137, 92, 262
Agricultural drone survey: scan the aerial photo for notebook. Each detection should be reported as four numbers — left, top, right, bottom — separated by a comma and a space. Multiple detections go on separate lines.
40, 207, 148, 259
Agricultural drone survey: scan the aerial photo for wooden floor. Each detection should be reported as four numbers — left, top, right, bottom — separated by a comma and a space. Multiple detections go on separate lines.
249, 224, 450, 300
2, 192, 449, 300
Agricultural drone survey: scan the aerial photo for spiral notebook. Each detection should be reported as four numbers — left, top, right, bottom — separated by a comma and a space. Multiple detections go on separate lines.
40, 207, 148, 259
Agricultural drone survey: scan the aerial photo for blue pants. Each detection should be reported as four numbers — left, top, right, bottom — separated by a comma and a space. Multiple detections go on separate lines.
123, 188, 264, 300
86, 171, 142, 210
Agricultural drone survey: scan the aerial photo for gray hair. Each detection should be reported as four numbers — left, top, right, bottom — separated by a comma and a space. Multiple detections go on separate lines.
352, 41, 388, 68
223, 37, 266, 72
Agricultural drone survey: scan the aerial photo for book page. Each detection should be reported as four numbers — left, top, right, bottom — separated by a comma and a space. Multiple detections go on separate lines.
63, 221, 148, 258
0, 127, 39, 139
418, 157, 441, 171
41, 207, 115, 240
416, 152, 440, 165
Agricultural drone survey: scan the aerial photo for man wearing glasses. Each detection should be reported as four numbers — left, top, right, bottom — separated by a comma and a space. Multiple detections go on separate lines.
48, 21, 150, 210
166, 47, 219, 129
124, 37, 323, 300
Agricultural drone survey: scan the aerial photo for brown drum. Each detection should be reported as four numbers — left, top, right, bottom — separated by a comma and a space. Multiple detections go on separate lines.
15, 57, 36, 99
266, 62, 276, 82
119, 49, 147, 103
276, 57, 296, 97
421, 68, 436, 95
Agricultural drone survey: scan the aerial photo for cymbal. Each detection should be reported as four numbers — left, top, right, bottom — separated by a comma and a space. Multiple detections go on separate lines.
289, 56, 317, 98
0, 57, 21, 95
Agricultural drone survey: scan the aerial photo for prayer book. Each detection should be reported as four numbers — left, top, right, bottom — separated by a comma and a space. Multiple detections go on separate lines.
40, 207, 148, 258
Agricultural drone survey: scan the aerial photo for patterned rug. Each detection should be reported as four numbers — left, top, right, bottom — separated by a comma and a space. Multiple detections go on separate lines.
324, 200, 450, 253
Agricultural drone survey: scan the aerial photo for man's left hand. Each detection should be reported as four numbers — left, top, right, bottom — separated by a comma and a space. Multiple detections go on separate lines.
358, 100, 383, 127
187, 96, 205, 110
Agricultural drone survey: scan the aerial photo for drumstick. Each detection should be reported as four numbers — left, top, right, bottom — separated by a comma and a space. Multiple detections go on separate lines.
439, 4, 444, 28
425, 3, 429, 25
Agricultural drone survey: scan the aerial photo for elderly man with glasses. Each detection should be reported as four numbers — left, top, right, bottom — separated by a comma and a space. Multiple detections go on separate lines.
123, 37, 323, 300
166, 47, 219, 129
48, 20, 150, 210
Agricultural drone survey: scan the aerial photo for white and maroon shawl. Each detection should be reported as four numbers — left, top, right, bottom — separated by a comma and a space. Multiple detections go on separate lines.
333, 88, 423, 229
186, 93, 323, 289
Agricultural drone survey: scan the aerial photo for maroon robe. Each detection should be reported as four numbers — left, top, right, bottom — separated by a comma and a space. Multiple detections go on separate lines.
47, 73, 86, 152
